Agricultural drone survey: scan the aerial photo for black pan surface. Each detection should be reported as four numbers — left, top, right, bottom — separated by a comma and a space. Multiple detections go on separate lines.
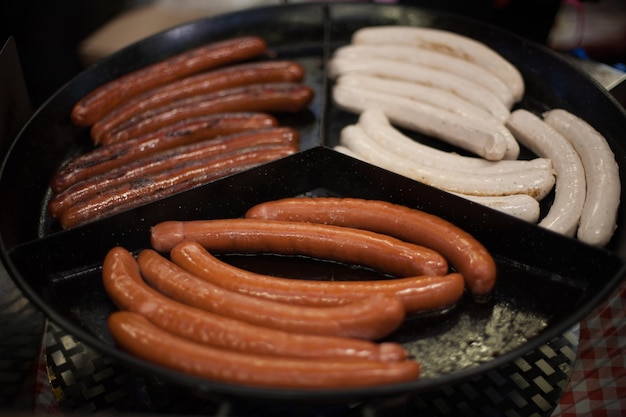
1, 3, 626, 402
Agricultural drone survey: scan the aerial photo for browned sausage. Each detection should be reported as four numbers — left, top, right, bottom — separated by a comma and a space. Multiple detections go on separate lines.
108, 311, 421, 389
169, 240, 465, 314
245, 197, 497, 296
48, 127, 299, 219
150, 218, 448, 277
91, 60, 305, 145
103, 82, 314, 144
71, 36, 268, 126
59, 144, 296, 229
51, 112, 277, 193
137, 248, 406, 340
103, 246, 408, 361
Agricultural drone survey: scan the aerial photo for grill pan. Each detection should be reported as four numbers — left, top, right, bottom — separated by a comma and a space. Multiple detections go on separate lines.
1, 2, 626, 403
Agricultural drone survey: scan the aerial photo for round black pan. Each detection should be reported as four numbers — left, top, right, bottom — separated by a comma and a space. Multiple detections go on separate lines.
1, 2, 625, 403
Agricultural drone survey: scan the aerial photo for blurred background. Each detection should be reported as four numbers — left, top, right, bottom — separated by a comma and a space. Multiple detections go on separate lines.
0, 0, 624, 109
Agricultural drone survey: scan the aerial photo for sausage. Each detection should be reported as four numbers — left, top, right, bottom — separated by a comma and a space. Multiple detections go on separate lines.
244, 197, 497, 296
333, 144, 542, 221
103, 246, 408, 361
341, 78, 519, 161
49, 127, 299, 219
108, 311, 421, 389
92, 60, 305, 145
333, 83, 509, 161
506, 109, 586, 237
103, 82, 314, 144
356, 109, 548, 176
329, 57, 511, 123
332, 43, 516, 108
51, 112, 277, 193
339, 124, 555, 200
71, 36, 268, 126
351, 26, 524, 102
150, 218, 448, 277
543, 109, 621, 246
137, 248, 406, 340
169, 240, 465, 313
58, 144, 296, 229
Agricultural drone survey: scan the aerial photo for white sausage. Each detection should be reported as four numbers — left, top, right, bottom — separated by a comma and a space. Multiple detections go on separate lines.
336, 74, 519, 159
356, 109, 548, 175
506, 109, 586, 237
543, 109, 620, 246
328, 57, 511, 123
332, 43, 516, 108
332, 83, 509, 161
351, 25, 524, 102
339, 124, 555, 200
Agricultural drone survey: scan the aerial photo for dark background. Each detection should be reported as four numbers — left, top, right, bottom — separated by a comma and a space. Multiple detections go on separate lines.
0, 0, 565, 110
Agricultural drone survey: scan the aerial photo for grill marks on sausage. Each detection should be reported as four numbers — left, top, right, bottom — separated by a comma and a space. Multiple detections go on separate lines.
51, 36, 317, 228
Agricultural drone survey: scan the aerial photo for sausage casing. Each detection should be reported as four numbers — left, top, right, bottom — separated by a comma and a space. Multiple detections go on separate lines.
71, 36, 268, 126
103, 246, 408, 361
245, 197, 497, 296
170, 240, 465, 314
108, 311, 421, 389
137, 248, 406, 340
150, 218, 449, 277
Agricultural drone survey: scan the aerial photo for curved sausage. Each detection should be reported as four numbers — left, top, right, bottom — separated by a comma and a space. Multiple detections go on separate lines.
169, 240, 465, 313
245, 197, 497, 296
137, 249, 406, 340
506, 109, 586, 237
49, 127, 298, 219
150, 218, 449, 277
351, 26, 524, 102
329, 57, 511, 123
543, 108, 620, 246
332, 43, 516, 108
51, 112, 277, 193
71, 36, 268, 126
357, 109, 547, 175
58, 144, 296, 229
108, 311, 421, 389
92, 60, 305, 145
339, 124, 554, 200
333, 83, 509, 161
104, 82, 314, 144
103, 246, 408, 361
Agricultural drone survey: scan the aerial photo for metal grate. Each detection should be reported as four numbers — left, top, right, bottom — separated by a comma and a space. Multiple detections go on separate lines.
44, 321, 578, 416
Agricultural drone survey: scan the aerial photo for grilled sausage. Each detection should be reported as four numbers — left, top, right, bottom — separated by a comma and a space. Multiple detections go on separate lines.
245, 197, 497, 296
48, 127, 298, 219
71, 36, 268, 126
51, 112, 278, 193
137, 249, 406, 340
169, 240, 465, 313
103, 246, 408, 361
58, 144, 296, 229
150, 218, 449, 277
104, 82, 314, 144
108, 311, 421, 389
92, 60, 305, 145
